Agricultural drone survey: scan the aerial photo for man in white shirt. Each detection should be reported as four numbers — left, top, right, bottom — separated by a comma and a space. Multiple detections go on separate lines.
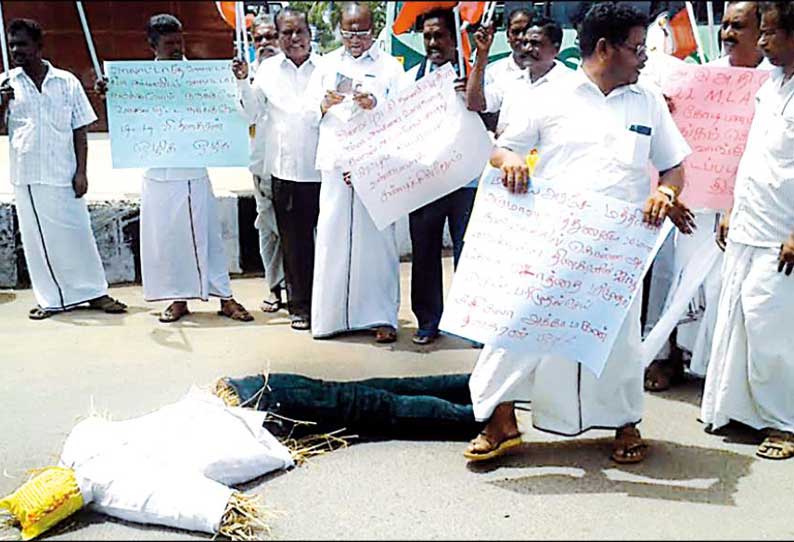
233, 8, 321, 331
465, 7, 534, 132
464, 3, 695, 464
305, 2, 405, 343
702, 1, 794, 460
645, 0, 775, 391
0, 18, 126, 320
238, 13, 286, 316
467, 15, 572, 137
104, 14, 252, 323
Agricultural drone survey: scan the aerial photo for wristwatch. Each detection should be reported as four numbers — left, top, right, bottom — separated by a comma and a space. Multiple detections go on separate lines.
657, 185, 678, 203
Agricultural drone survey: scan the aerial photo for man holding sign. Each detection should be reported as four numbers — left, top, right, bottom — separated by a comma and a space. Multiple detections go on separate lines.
0, 19, 127, 320
701, 1, 794, 460
306, 2, 405, 343
463, 3, 695, 463
97, 14, 252, 323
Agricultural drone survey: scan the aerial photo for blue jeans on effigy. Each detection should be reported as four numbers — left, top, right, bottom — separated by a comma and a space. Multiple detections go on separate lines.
223, 373, 482, 440
409, 186, 477, 336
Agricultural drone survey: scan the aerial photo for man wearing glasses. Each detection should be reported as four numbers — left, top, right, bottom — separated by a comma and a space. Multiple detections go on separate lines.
306, 2, 405, 343
464, 3, 695, 464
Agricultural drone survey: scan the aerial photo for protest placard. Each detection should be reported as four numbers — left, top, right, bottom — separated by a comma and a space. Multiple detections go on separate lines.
104, 60, 249, 168
663, 64, 770, 210
334, 63, 492, 230
440, 175, 671, 377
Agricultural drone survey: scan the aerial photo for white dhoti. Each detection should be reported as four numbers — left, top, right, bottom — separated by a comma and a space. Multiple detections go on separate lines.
14, 184, 108, 311
252, 174, 285, 294
470, 293, 644, 435
141, 176, 233, 302
673, 212, 723, 375
701, 241, 794, 433
311, 169, 400, 338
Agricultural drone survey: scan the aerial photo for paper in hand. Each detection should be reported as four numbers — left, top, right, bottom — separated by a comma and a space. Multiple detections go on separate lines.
335, 73, 354, 95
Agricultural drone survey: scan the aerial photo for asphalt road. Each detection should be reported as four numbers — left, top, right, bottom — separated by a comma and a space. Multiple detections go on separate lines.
2, 263, 793, 540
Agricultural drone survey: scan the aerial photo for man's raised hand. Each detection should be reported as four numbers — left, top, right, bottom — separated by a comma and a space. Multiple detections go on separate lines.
94, 77, 109, 98
0, 80, 15, 110
232, 58, 249, 80
473, 22, 495, 56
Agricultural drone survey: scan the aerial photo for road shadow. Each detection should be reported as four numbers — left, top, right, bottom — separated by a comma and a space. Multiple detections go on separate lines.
706, 420, 764, 446
467, 437, 755, 506
46, 305, 150, 326
39, 509, 209, 540
0, 291, 16, 304
322, 323, 479, 354
646, 374, 704, 407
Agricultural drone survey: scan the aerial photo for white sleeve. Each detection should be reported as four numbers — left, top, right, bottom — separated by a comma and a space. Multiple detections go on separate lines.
495, 103, 540, 156
236, 76, 266, 124
483, 66, 503, 113
70, 76, 98, 129
304, 59, 328, 126
649, 91, 691, 172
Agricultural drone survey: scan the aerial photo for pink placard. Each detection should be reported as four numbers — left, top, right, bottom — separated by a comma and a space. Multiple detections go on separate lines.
662, 64, 770, 210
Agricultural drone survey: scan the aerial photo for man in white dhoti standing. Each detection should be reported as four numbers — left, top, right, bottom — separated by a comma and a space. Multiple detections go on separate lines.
306, 2, 404, 343
464, 2, 696, 463
645, 0, 775, 392
244, 14, 287, 315
0, 19, 126, 320
701, 0, 794, 460
113, 14, 253, 323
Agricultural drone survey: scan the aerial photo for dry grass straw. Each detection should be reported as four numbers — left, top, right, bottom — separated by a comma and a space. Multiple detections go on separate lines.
280, 428, 357, 466
213, 379, 242, 408
216, 492, 280, 541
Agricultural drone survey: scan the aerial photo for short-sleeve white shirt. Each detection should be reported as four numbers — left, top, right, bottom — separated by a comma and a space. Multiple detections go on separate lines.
497, 69, 692, 206
6, 61, 97, 187
730, 67, 794, 247
483, 54, 525, 114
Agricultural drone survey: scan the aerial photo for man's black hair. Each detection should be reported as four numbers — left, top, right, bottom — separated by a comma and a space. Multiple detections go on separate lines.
419, 7, 457, 35
759, 1, 794, 33
530, 16, 563, 47
275, 7, 309, 33
146, 13, 182, 47
8, 19, 43, 45
507, 7, 534, 25
725, 1, 761, 27
578, 2, 648, 58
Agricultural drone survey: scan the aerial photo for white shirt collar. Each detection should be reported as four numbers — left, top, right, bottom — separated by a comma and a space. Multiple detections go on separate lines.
12, 60, 62, 86
278, 51, 319, 69
572, 66, 642, 98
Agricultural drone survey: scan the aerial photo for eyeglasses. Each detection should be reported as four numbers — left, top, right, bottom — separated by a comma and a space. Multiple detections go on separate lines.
620, 42, 647, 56
341, 29, 372, 39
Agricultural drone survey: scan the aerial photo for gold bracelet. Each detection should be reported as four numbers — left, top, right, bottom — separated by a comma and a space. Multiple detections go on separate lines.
657, 185, 678, 203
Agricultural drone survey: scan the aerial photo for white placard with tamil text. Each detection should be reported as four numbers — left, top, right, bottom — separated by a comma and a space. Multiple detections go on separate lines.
334, 63, 493, 230
440, 175, 672, 377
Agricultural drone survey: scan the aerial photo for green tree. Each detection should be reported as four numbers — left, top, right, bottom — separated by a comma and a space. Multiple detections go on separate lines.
288, 1, 386, 53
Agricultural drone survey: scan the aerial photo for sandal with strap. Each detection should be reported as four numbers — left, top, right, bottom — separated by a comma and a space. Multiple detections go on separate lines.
159, 302, 190, 323
612, 425, 649, 464
218, 299, 254, 322
28, 306, 56, 320
374, 326, 397, 343
88, 295, 127, 314
757, 430, 794, 460
464, 432, 523, 462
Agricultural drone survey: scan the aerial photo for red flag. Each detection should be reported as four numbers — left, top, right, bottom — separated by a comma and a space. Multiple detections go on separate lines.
459, 27, 472, 76
392, 1, 457, 35
459, 2, 486, 24
668, 7, 697, 59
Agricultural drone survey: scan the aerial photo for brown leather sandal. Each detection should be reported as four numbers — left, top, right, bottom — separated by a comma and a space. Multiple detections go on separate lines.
611, 425, 649, 464
218, 299, 254, 322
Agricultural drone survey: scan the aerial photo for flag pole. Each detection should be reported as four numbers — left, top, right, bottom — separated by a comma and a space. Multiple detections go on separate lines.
685, 1, 707, 63
0, 1, 9, 79
235, 1, 244, 60
75, 1, 103, 79
706, 1, 716, 61
453, 5, 466, 78
240, 3, 249, 62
